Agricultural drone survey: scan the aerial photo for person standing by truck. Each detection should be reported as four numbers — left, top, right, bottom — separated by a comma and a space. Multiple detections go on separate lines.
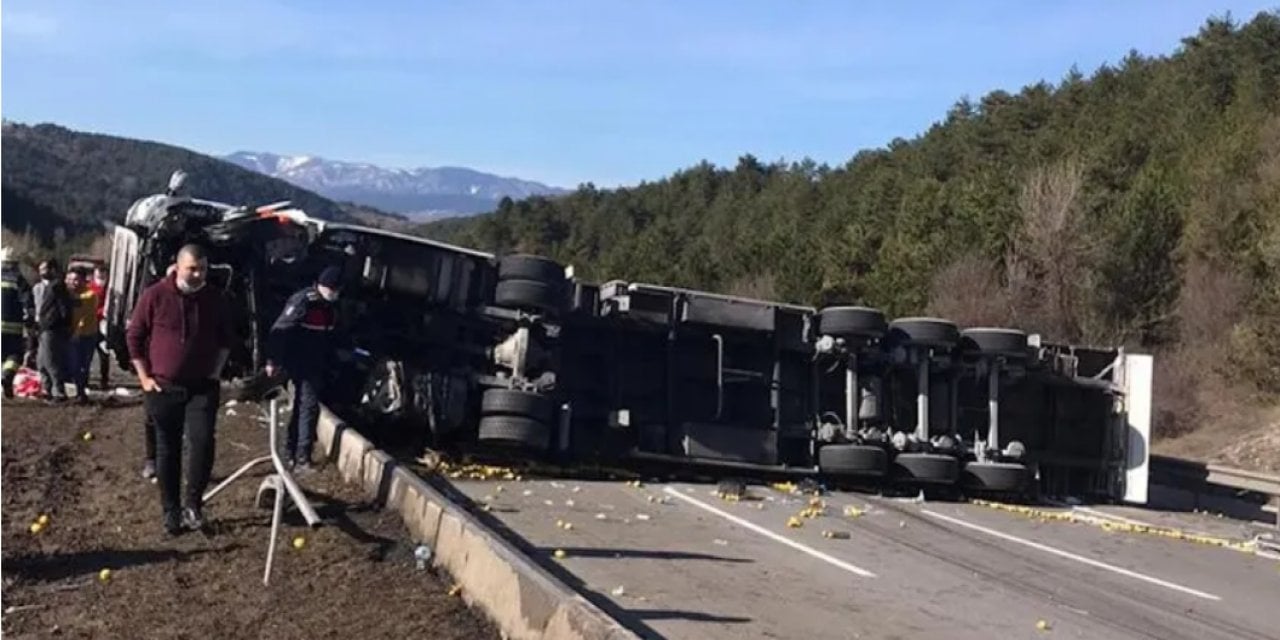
32, 259, 72, 403
1, 249, 35, 399
265, 266, 347, 472
89, 264, 110, 389
65, 268, 100, 403
127, 245, 233, 535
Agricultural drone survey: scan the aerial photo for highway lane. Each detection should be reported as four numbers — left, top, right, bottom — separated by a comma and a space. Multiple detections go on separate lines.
449, 476, 1280, 640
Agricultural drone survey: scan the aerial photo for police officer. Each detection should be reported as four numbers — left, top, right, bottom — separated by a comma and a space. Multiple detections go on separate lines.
1, 249, 35, 398
265, 266, 347, 471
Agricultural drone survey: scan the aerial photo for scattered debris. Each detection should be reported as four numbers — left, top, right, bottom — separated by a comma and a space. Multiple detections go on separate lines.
713, 539, 728, 546
786, 516, 803, 528
81, 431, 93, 442
1036, 619, 1051, 632
844, 505, 866, 518
564, 499, 575, 507
611, 585, 626, 597
3, 604, 46, 615
635, 514, 651, 521
98, 568, 112, 582
448, 584, 463, 597
414, 544, 433, 569
899, 521, 906, 528
571, 486, 582, 493
522, 490, 533, 497
553, 549, 567, 559
595, 513, 608, 521
225, 409, 238, 417
292, 536, 306, 550
973, 499, 1263, 555
543, 500, 554, 507
821, 530, 851, 540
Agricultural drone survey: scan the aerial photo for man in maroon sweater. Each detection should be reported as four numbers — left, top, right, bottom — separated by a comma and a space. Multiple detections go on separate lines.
127, 245, 233, 535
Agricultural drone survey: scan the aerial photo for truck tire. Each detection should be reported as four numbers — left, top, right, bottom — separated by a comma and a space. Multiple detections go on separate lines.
481, 388, 555, 424
888, 317, 960, 349
495, 279, 565, 314
962, 461, 1029, 492
498, 254, 567, 285
892, 453, 960, 484
478, 415, 551, 451
960, 328, 1029, 359
816, 306, 887, 340
819, 444, 889, 477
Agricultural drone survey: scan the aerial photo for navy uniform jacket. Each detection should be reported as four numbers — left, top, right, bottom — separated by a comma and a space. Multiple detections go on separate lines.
267, 287, 347, 373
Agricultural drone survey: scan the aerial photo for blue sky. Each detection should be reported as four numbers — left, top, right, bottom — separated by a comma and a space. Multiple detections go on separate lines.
3, 1, 1276, 188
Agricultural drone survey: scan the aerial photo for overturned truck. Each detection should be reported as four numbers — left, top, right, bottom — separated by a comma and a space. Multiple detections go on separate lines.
105, 173, 1152, 503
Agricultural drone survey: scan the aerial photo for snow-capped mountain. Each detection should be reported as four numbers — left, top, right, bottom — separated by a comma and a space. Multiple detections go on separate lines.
224, 151, 568, 220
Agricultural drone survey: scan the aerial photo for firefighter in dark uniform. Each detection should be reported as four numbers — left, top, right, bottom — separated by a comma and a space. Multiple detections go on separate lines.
2, 249, 35, 398
265, 266, 347, 471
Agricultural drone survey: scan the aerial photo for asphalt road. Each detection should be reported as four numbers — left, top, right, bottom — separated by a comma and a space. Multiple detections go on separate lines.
449, 476, 1280, 640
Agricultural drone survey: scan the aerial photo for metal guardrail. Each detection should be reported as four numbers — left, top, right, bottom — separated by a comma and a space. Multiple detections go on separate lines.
1149, 454, 1280, 527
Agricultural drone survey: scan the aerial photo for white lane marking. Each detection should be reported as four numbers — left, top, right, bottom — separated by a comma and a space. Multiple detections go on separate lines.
661, 486, 876, 579
921, 508, 1222, 602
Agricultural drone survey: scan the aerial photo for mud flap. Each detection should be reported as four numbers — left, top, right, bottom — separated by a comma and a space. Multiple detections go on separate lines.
1122, 353, 1153, 504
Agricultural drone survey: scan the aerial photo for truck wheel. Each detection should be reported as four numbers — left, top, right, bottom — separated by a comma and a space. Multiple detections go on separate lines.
477, 415, 551, 451
495, 280, 565, 314
819, 444, 888, 477
481, 388, 555, 424
962, 461, 1029, 492
960, 328, 1029, 360
816, 306, 887, 340
892, 453, 960, 484
888, 317, 961, 349
498, 254, 567, 285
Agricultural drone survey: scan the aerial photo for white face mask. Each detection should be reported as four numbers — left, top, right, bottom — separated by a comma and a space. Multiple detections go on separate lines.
176, 278, 206, 294
319, 287, 339, 302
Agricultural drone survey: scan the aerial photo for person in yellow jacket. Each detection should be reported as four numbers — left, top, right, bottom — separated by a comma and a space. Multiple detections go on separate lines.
65, 268, 100, 403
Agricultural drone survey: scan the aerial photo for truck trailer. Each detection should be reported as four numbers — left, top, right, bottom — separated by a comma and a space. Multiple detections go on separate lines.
104, 172, 1152, 504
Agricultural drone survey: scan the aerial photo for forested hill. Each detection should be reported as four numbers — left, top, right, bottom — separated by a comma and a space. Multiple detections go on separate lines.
426, 13, 1280, 356
1, 122, 407, 239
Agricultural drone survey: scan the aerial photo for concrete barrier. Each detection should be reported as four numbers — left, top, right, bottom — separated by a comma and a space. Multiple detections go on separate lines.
317, 406, 639, 640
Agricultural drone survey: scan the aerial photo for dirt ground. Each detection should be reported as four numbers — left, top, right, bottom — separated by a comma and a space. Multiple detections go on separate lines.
1, 395, 499, 640
1154, 406, 1280, 475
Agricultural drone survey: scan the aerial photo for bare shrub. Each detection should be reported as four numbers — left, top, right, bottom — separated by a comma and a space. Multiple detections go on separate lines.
925, 253, 1013, 327
86, 232, 114, 261
1005, 160, 1102, 343
1151, 260, 1252, 439
0, 227, 48, 282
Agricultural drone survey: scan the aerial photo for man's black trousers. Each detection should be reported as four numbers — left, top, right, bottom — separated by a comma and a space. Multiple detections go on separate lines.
144, 380, 219, 514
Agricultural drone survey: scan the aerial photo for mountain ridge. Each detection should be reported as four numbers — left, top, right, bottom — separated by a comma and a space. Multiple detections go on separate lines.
0, 121, 409, 239
224, 151, 569, 220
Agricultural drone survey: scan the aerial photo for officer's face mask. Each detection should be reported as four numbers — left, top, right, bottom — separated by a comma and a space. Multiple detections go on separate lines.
318, 286, 339, 302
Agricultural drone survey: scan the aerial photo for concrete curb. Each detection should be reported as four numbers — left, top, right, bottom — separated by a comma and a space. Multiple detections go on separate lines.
317, 406, 640, 640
